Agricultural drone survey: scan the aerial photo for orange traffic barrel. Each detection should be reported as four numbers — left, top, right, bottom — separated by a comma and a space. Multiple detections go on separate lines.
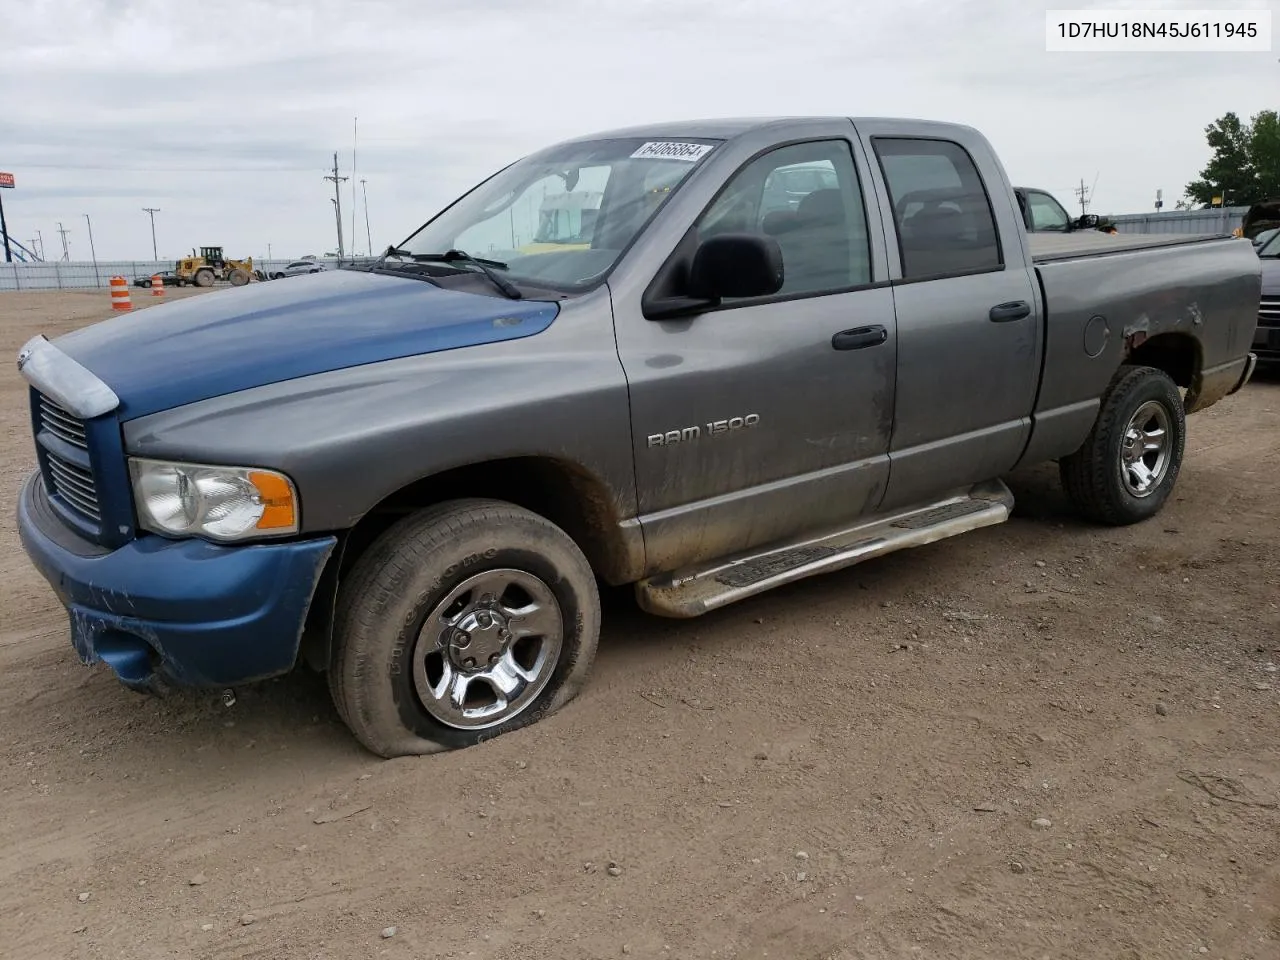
151, 274, 165, 297
109, 275, 132, 311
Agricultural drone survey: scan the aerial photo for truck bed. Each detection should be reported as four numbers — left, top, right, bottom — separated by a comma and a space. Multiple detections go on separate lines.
1028, 231, 1237, 263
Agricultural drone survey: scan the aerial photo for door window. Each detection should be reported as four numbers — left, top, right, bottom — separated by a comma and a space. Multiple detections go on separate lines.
696, 140, 872, 298
872, 138, 1002, 279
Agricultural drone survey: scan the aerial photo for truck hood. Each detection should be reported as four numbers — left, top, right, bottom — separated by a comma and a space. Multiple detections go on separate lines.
53, 270, 560, 420
1261, 256, 1280, 297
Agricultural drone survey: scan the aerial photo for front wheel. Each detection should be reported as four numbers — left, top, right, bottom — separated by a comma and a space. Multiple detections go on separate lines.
1059, 364, 1186, 525
329, 499, 601, 758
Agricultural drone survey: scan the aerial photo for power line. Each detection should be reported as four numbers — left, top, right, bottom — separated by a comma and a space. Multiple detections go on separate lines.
142, 207, 161, 260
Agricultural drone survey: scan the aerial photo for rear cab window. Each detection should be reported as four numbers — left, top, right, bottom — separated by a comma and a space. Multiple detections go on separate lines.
871, 138, 1003, 280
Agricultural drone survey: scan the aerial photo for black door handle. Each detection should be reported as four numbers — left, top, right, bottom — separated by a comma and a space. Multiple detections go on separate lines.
832, 324, 888, 351
989, 300, 1032, 323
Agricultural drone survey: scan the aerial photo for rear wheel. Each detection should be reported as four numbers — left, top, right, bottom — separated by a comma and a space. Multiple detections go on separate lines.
1060, 365, 1185, 525
193, 268, 214, 287
329, 499, 601, 758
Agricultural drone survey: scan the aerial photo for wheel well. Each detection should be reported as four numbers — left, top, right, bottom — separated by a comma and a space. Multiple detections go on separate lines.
297, 457, 638, 673
337, 458, 636, 587
1125, 332, 1200, 388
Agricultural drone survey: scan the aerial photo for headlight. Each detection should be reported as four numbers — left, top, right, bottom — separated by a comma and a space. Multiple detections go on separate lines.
128, 458, 299, 542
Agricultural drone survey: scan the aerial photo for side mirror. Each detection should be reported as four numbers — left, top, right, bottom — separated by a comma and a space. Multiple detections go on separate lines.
689, 232, 785, 300
1075, 213, 1101, 229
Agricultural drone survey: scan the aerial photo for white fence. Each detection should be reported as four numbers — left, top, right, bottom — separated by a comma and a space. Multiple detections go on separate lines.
0, 258, 372, 291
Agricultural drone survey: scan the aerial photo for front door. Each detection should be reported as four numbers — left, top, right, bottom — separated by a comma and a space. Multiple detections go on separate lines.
612, 131, 899, 575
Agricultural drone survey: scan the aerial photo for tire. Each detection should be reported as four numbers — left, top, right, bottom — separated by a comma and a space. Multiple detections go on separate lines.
1059, 364, 1185, 526
228, 268, 249, 287
193, 269, 214, 288
329, 498, 601, 758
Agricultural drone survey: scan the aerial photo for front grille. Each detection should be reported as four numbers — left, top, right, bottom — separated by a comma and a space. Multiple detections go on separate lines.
35, 395, 102, 524
38, 396, 88, 448
1261, 297, 1280, 328
46, 456, 101, 521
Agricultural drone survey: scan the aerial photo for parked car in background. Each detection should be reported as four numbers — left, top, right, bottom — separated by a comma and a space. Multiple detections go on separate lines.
132, 272, 183, 288
272, 259, 327, 280
1015, 186, 1116, 234
1251, 226, 1279, 251
1255, 228, 1280, 368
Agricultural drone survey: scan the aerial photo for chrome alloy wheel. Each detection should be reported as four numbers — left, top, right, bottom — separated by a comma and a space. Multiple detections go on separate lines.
1119, 399, 1172, 498
412, 568, 564, 730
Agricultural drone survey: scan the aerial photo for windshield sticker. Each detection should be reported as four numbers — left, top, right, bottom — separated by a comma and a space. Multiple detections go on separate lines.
630, 141, 715, 162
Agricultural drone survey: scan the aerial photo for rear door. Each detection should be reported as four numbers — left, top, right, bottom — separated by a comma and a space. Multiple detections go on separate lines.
853, 121, 1042, 511
609, 124, 898, 574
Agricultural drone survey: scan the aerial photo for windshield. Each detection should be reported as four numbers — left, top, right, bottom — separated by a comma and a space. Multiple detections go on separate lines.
1257, 228, 1280, 257
393, 137, 718, 292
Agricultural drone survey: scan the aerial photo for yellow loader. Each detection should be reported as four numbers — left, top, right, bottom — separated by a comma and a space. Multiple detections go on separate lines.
174, 246, 254, 287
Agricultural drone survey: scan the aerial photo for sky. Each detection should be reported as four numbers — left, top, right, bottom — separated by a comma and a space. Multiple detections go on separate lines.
1, 0, 1276, 262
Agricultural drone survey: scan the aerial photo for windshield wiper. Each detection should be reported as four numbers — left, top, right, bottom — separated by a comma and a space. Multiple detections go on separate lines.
370, 244, 413, 269
413, 249, 523, 300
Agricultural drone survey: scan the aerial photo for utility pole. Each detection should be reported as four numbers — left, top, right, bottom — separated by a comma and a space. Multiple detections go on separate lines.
57, 222, 71, 261
84, 214, 101, 286
34, 229, 44, 260
323, 152, 348, 261
0, 185, 11, 263
1073, 177, 1091, 216
361, 178, 372, 254
352, 117, 359, 256
142, 207, 160, 260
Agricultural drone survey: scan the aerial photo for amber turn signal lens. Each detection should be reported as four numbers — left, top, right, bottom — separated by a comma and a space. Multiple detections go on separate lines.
248, 470, 297, 530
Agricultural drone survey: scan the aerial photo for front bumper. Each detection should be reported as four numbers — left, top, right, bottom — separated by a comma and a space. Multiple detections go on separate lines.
17, 471, 336, 690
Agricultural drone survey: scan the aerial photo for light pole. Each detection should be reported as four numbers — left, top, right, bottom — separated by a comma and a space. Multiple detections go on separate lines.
142, 207, 160, 260
83, 214, 101, 286
361, 178, 372, 254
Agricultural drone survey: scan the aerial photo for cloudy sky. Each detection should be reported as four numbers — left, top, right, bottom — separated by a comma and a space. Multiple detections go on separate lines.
2, 0, 1276, 262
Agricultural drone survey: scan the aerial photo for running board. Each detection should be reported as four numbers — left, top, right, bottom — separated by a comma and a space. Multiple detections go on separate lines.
635, 479, 1015, 618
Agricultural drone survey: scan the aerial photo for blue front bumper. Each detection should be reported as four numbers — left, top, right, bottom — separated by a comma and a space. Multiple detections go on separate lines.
17, 471, 337, 689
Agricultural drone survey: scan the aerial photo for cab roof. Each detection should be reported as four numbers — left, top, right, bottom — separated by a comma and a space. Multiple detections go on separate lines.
559, 116, 959, 145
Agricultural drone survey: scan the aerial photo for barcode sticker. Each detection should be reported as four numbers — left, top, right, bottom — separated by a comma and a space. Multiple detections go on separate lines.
630, 141, 715, 162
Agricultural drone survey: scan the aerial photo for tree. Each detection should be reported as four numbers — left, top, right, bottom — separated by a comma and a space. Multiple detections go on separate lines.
1185, 110, 1280, 208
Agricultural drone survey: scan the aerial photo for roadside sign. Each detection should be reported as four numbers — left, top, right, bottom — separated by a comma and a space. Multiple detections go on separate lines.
0, 172, 14, 189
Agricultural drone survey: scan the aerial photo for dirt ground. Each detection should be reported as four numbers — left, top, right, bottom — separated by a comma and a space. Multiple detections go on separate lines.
0, 289, 1277, 960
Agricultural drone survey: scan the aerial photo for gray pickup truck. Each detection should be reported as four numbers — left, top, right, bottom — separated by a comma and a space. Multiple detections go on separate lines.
16, 117, 1261, 758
